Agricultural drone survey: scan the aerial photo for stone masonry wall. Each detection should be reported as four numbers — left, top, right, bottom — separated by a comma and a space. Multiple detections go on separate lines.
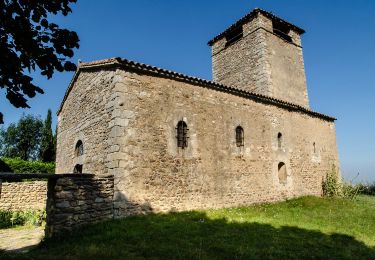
211, 13, 309, 108
109, 71, 339, 217
45, 175, 114, 237
0, 181, 47, 211
56, 69, 116, 175
57, 66, 339, 218
212, 13, 273, 96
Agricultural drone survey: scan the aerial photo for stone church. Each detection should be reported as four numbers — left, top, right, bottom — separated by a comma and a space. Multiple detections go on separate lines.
56, 9, 340, 216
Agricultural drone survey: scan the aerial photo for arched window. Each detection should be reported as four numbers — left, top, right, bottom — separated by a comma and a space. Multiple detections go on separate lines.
277, 133, 282, 149
75, 140, 83, 157
176, 121, 188, 149
235, 126, 244, 147
278, 162, 287, 184
73, 164, 83, 174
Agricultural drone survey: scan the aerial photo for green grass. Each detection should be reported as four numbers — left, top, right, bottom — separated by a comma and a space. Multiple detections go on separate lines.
2, 196, 375, 259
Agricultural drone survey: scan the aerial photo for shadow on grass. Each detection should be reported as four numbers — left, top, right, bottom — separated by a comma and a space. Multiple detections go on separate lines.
0, 210, 371, 259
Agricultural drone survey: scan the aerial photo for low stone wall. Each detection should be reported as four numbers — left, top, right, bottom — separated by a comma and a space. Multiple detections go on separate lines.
0, 181, 47, 211
45, 174, 114, 237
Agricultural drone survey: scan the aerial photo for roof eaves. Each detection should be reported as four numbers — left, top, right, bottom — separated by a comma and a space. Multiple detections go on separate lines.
207, 8, 305, 46
56, 58, 121, 115
57, 57, 335, 122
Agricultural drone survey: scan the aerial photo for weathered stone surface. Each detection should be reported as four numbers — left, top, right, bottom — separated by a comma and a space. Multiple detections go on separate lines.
0, 181, 47, 211
212, 12, 309, 108
56, 62, 339, 218
55, 9, 340, 219
45, 176, 114, 237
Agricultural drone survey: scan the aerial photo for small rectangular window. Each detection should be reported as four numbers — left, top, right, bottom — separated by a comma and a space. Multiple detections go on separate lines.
225, 26, 243, 47
236, 126, 244, 147
176, 121, 188, 149
272, 20, 292, 43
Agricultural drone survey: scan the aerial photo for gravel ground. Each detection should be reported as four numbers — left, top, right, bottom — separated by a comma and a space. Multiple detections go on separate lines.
0, 226, 44, 253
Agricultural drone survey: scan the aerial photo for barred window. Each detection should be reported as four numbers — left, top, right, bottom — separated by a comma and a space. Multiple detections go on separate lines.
176, 121, 188, 149
235, 126, 244, 147
75, 140, 84, 156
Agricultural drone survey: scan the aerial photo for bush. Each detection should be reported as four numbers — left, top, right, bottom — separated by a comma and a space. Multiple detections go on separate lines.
0, 209, 46, 229
322, 170, 341, 197
0, 157, 54, 174
367, 183, 375, 195
358, 183, 375, 196
323, 168, 362, 199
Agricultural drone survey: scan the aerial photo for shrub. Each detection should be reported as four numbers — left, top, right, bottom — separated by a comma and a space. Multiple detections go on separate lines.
0, 209, 46, 229
358, 183, 375, 196
367, 183, 375, 195
322, 168, 362, 199
0, 157, 54, 174
322, 170, 341, 197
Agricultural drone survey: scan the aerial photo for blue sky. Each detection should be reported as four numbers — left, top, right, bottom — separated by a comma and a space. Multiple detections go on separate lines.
1, 0, 374, 182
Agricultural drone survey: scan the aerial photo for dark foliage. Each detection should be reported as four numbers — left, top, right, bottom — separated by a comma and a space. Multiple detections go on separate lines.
0, 158, 11, 172
0, 0, 79, 123
358, 183, 375, 196
0, 114, 43, 160
39, 109, 55, 162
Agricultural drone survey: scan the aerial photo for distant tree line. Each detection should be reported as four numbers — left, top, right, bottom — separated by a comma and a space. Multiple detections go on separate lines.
0, 109, 56, 162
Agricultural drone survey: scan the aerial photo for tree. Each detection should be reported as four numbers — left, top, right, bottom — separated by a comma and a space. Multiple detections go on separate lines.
0, 114, 43, 160
39, 109, 55, 162
0, 0, 80, 124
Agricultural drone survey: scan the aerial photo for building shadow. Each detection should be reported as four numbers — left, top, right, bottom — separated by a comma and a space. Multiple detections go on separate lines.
7, 210, 375, 259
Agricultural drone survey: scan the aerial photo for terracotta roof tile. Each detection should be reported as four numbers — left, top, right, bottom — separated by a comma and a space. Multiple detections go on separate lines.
57, 57, 335, 122
207, 8, 305, 46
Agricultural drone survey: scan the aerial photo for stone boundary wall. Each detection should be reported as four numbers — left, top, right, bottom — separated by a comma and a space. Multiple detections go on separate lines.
45, 174, 114, 237
0, 181, 47, 211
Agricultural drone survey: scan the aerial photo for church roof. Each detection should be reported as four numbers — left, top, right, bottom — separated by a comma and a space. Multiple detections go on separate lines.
57, 57, 335, 121
207, 8, 305, 46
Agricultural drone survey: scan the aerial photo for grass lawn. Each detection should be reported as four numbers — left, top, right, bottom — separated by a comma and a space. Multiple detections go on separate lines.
1, 195, 374, 259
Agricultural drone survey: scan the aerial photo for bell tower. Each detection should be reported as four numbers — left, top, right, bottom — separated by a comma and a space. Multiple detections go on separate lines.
208, 9, 309, 108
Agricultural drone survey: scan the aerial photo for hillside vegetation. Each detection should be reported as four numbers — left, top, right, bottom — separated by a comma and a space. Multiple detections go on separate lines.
1, 196, 375, 259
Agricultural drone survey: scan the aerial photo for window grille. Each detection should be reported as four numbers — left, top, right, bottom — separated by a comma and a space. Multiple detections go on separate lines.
235, 126, 244, 147
176, 121, 188, 149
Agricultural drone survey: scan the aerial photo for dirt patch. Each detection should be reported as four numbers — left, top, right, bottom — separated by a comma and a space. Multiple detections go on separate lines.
0, 226, 44, 253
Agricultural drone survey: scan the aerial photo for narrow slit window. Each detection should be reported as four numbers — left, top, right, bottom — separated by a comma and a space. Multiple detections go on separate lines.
235, 126, 244, 147
277, 133, 282, 149
272, 20, 292, 43
75, 140, 84, 157
225, 26, 243, 47
278, 162, 287, 184
176, 121, 188, 149
313, 142, 316, 153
